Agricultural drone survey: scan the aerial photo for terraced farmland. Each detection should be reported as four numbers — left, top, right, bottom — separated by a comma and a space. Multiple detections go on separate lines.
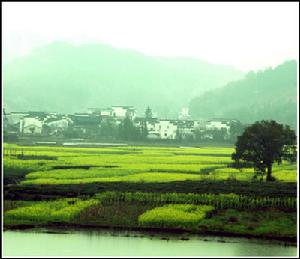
3, 143, 297, 241
3, 144, 296, 185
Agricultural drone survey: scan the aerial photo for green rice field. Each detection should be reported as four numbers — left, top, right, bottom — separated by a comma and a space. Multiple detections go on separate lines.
4, 198, 99, 225
138, 204, 215, 229
3, 142, 297, 241
3, 143, 297, 185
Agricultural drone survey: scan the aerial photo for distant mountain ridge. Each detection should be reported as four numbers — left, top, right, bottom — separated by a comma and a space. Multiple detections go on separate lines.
189, 60, 297, 128
3, 41, 243, 117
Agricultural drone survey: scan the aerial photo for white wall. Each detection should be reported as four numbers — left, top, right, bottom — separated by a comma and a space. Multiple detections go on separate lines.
206, 121, 230, 131
157, 120, 177, 139
47, 119, 69, 129
111, 107, 136, 119
21, 117, 43, 134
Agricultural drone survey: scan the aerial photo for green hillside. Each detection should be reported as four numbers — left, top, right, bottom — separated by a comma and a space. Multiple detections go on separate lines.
3, 42, 243, 117
189, 60, 297, 128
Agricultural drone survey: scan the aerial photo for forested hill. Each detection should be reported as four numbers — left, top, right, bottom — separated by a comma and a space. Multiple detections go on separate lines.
3, 42, 242, 117
189, 60, 297, 128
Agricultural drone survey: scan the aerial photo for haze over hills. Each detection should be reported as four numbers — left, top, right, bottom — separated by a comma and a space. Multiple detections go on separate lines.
3, 41, 243, 117
189, 60, 297, 128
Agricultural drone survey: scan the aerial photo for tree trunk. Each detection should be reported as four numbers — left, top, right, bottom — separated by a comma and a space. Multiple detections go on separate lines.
266, 163, 273, 181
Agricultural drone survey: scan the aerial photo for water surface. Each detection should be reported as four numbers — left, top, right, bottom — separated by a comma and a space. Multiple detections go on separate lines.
3, 229, 297, 257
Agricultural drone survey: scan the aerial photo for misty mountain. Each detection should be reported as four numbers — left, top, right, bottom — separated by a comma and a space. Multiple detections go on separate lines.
3, 42, 243, 117
189, 60, 297, 128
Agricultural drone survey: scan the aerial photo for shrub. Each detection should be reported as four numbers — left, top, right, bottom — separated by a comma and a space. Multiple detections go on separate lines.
138, 204, 214, 229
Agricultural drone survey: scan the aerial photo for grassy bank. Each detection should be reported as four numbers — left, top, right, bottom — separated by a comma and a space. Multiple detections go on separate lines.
4, 197, 296, 242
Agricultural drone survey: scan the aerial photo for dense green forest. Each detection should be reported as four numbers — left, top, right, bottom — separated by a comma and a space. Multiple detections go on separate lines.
3, 42, 242, 117
189, 60, 297, 128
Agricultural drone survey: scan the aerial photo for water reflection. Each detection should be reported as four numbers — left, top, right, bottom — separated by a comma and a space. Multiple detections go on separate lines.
3, 229, 297, 257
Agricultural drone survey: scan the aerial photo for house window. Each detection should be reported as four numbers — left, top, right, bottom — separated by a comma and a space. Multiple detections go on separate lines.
164, 133, 167, 136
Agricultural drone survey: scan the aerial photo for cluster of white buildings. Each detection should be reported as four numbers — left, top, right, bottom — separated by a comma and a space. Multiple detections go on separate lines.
4, 111, 72, 136
88, 106, 136, 120
3, 106, 239, 141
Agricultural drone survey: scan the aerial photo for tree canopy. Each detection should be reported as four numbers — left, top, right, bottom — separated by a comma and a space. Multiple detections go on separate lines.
145, 107, 153, 120
232, 120, 296, 181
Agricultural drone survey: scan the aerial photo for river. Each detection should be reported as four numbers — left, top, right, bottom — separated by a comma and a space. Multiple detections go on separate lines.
3, 229, 297, 257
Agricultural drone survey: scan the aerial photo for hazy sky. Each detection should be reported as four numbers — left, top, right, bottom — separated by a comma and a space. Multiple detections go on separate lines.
2, 2, 299, 71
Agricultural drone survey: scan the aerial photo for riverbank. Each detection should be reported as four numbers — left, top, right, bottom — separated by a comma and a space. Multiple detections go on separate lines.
4, 199, 297, 244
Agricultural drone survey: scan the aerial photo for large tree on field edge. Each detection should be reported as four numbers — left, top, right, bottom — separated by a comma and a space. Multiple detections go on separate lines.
232, 120, 296, 181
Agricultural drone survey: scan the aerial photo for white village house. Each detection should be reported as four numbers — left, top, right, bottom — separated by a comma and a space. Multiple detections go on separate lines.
205, 120, 231, 131
20, 117, 43, 135
135, 118, 178, 140
4, 112, 29, 130
45, 117, 73, 135
100, 109, 112, 117
95, 106, 137, 119
111, 106, 136, 119
157, 120, 178, 139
